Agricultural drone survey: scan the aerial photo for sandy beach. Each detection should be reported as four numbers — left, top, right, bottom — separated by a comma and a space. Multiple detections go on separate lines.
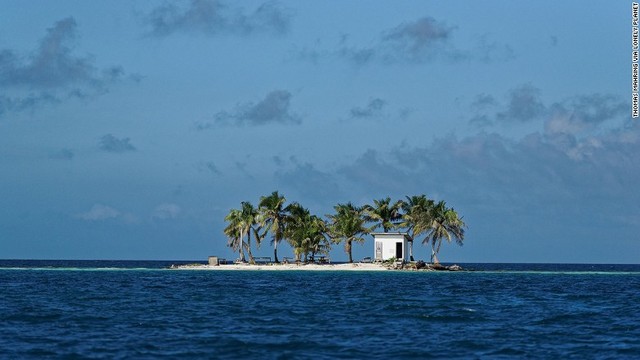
173, 262, 389, 271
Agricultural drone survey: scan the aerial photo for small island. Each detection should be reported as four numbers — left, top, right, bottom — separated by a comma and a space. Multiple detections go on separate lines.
175, 192, 467, 271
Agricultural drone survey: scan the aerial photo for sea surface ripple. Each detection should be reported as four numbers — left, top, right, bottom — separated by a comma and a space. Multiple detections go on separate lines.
0, 262, 638, 359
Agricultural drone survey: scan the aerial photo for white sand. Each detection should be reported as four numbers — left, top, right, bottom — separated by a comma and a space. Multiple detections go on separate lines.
173, 262, 389, 271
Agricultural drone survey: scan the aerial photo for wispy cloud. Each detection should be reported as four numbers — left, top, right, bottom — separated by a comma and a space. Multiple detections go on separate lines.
205, 161, 221, 175
275, 160, 343, 205
99, 134, 136, 153
75, 203, 139, 223
339, 149, 412, 194
152, 203, 182, 220
469, 85, 627, 131
208, 90, 301, 127
295, 16, 512, 66
349, 98, 386, 119
545, 94, 627, 136
473, 34, 515, 63
196, 161, 222, 175
145, 0, 292, 37
0, 93, 60, 116
470, 93, 497, 110
49, 148, 75, 160
338, 118, 640, 231
496, 84, 546, 123
380, 17, 456, 63
335, 17, 457, 65
0, 17, 129, 116
76, 204, 120, 221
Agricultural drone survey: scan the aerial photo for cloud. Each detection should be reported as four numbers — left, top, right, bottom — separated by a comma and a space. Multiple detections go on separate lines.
0, 92, 59, 116
469, 94, 497, 127
297, 17, 512, 66
334, 123, 640, 255
99, 134, 136, 153
473, 34, 515, 63
234, 160, 254, 179
470, 93, 497, 110
49, 148, 75, 160
275, 161, 343, 205
0, 17, 128, 116
339, 93, 637, 216
338, 46, 377, 66
496, 84, 546, 123
349, 98, 386, 119
205, 161, 221, 175
333, 17, 456, 65
469, 83, 546, 126
339, 149, 415, 195
325, 92, 636, 251
272, 155, 284, 166
470, 86, 628, 131
213, 90, 301, 126
76, 204, 120, 221
152, 203, 182, 220
545, 94, 627, 136
0, 18, 91, 88
0, 18, 126, 88
145, 0, 292, 37
381, 17, 455, 62
196, 161, 222, 175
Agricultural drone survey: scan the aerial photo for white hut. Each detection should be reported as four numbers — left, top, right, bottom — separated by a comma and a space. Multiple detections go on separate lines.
372, 232, 413, 262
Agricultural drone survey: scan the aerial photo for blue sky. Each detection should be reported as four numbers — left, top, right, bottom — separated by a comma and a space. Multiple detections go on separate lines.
1, 1, 637, 263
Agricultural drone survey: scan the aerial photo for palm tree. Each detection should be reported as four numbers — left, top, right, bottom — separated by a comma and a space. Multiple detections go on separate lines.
258, 191, 287, 263
399, 195, 435, 261
223, 202, 260, 264
283, 202, 307, 261
306, 215, 330, 261
239, 201, 259, 264
363, 197, 403, 232
399, 195, 434, 237
285, 202, 330, 262
421, 201, 466, 264
223, 208, 245, 262
327, 202, 370, 263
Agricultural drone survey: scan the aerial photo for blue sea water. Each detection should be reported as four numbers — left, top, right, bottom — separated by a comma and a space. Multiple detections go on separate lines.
0, 261, 638, 359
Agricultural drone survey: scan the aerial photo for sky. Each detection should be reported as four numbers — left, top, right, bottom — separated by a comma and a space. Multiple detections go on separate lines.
0, 1, 637, 263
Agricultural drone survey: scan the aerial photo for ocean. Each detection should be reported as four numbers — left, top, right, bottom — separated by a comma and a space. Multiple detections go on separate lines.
0, 261, 638, 359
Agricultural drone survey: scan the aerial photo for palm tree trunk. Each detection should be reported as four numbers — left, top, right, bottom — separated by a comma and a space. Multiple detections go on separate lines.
274, 239, 279, 263
409, 240, 414, 261
434, 238, 442, 264
346, 239, 353, 263
246, 245, 255, 264
430, 240, 436, 264
245, 229, 255, 264
239, 236, 246, 262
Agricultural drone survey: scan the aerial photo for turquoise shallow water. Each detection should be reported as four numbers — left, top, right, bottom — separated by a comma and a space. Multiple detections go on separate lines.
0, 261, 638, 359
